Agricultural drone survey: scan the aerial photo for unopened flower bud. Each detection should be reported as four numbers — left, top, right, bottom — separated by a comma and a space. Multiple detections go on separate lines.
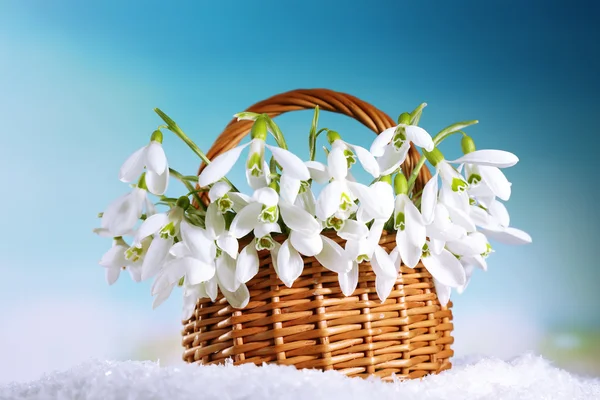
397, 112, 411, 125
326, 130, 342, 144
150, 129, 163, 143
250, 115, 268, 140
461, 135, 476, 154
393, 173, 408, 195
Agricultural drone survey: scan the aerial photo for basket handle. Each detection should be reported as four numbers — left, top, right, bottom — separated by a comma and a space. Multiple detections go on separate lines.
198, 88, 432, 197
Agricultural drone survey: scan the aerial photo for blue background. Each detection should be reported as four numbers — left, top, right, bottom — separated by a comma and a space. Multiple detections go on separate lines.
1, 0, 598, 383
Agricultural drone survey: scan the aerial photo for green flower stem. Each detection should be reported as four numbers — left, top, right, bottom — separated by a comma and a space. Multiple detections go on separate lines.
169, 167, 205, 209
432, 120, 478, 147
154, 108, 239, 192
406, 154, 428, 195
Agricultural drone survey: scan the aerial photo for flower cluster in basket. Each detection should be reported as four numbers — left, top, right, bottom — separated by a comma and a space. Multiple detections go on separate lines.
95, 104, 531, 319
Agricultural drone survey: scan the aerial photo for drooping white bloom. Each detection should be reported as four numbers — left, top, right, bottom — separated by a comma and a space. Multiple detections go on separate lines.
134, 202, 187, 280
340, 220, 397, 302
99, 237, 144, 285
328, 133, 380, 178
450, 147, 519, 206
370, 120, 435, 176
394, 193, 427, 268
96, 182, 155, 238
420, 240, 467, 307
314, 146, 381, 229
197, 118, 310, 189
469, 199, 532, 245
119, 131, 170, 195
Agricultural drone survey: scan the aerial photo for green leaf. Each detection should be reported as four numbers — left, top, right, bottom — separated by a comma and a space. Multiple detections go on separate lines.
234, 111, 261, 121
308, 106, 320, 161
409, 102, 427, 125
433, 120, 479, 146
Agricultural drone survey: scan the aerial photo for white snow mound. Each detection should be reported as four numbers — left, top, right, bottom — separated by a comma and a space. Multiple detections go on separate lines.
1, 354, 598, 400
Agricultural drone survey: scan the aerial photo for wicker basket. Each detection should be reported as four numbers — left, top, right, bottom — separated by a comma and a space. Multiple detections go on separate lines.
182, 89, 454, 381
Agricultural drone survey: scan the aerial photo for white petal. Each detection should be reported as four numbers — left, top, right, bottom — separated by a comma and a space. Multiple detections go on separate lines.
119, 146, 146, 183
236, 241, 259, 283
229, 202, 262, 238
368, 181, 395, 219
208, 181, 232, 202
252, 187, 279, 207
376, 275, 396, 303
463, 254, 488, 271
151, 270, 172, 296
433, 278, 451, 307
315, 180, 344, 220
105, 267, 120, 285
421, 249, 466, 287
449, 150, 519, 168
205, 277, 218, 302
348, 143, 380, 177
479, 166, 512, 200
337, 219, 369, 241
180, 220, 215, 262
429, 237, 446, 255
371, 246, 397, 279
254, 222, 281, 238
104, 193, 142, 237
404, 125, 434, 151
229, 192, 251, 212
127, 265, 142, 282
445, 234, 486, 257
290, 231, 323, 257
216, 254, 240, 292
141, 237, 172, 280
145, 196, 157, 217
279, 202, 320, 235
446, 205, 476, 233
217, 235, 239, 260
146, 168, 169, 196
389, 247, 401, 271
420, 175, 438, 225
169, 241, 191, 258
404, 197, 426, 248
198, 142, 249, 187
327, 146, 348, 181
206, 202, 225, 239
315, 235, 352, 273
279, 173, 301, 204
146, 141, 167, 174
134, 213, 169, 245
370, 126, 396, 157
396, 231, 421, 269
488, 199, 510, 227
277, 240, 304, 287
220, 282, 250, 309
99, 244, 128, 268
266, 144, 310, 181
469, 205, 500, 230
305, 161, 329, 184
246, 168, 269, 191
295, 191, 317, 216
152, 282, 175, 309
377, 145, 408, 176
182, 257, 217, 285
456, 264, 476, 294
338, 262, 359, 296
481, 227, 532, 245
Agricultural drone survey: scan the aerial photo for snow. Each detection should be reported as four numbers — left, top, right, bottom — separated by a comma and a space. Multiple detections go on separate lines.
1, 354, 598, 400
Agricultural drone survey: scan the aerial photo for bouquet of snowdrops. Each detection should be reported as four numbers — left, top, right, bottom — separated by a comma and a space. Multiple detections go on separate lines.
95, 104, 531, 320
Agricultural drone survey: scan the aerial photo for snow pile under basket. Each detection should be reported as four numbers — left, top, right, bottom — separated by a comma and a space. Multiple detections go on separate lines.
181, 89, 453, 381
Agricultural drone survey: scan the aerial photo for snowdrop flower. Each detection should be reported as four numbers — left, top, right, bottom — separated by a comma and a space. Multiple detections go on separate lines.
99, 237, 144, 285
96, 174, 155, 237
198, 116, 310, 189
451, 136, 518, 206
392, 174, 427, 268
340, 220, 397, 302
314, 146, 380, 229
327, 131, 380, 178
119, 130, 170, 195
134, 197, 189, 280
419, 241, 467, 307
469, 199, 532, 245
370, 112, 435, 176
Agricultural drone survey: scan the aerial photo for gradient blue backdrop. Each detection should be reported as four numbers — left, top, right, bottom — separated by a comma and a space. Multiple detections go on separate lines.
1, 0, 599, 383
